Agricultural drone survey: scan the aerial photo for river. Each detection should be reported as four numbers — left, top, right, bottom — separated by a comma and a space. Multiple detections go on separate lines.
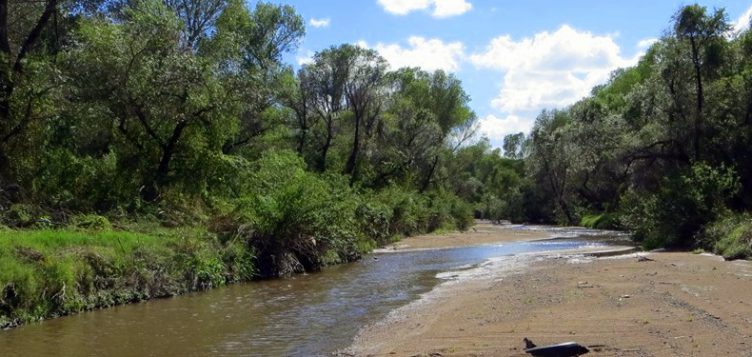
0, 227, 626, 356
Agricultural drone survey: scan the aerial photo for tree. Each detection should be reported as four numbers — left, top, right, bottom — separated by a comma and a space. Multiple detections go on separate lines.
418, 70, 475, 192
278, 68, 314, 155
0, 0, 59, 184
301, 46, 349, 171
342, 46, 387, 184
502, 132, 525, 159
209, 0, 304, 155
673, 5, 730, 161
69, 1, 237, 200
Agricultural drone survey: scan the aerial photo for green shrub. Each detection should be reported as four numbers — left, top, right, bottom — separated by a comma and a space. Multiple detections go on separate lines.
356, 199, 394, 245
619, 163, 739, 249
4, 204, 35, 227
704, 213, 752, 260
70, 214, 112, 231
580, 213, 619, 229
224, 150, 366, 277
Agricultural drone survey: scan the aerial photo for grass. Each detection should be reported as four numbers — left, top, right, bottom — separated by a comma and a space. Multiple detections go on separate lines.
704, 213, 752, 260
0, 226, 255, 328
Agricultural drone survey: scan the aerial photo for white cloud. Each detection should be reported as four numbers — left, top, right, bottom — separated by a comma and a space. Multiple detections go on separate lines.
360, 36, 465, 72
296, 50, 314, 66
479, 114, 528, 142
377, 0, 471, 18
637, 38, 658, 49
378, 0, 431, 15
309, 18, 331, 28
470, 25, 645, 143
733, 5, 752, 34
432, 0, 473, 18
471, 25, 638, 113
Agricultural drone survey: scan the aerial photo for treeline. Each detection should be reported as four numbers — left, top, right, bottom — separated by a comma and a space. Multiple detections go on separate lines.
461, 5, 752, 259
0, 0, 477, 325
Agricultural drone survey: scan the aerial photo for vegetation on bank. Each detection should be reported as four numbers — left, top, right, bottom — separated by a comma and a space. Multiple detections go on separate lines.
0, 149, 473, 327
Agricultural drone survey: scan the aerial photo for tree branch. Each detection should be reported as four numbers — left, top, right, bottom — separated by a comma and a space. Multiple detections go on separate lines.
13, 0, 58, 75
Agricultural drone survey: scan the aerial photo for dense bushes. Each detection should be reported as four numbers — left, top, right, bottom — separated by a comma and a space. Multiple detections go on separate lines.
704, 213, 752, 260
0, 145, 475, 326
212, 150, 473, 277
619, 164, 739, 249
220, 151, 369, 277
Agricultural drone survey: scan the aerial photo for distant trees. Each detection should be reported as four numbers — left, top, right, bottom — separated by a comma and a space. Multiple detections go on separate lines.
509, 4, 752, 254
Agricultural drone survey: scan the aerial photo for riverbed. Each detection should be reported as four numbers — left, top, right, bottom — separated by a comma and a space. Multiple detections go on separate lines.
0, 224, 627, 356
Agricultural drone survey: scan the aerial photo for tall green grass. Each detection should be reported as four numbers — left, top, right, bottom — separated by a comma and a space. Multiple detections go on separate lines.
0, 227, 253, 328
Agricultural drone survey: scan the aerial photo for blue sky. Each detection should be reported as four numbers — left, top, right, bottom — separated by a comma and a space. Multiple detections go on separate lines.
273, 0, 752, 147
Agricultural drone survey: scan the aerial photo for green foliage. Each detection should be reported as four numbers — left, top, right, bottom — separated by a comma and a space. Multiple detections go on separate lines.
70, 214, 112, 231
580, 213, 619, 229
217, 150, 362, 276
704, 213, 752, 260
620, 164, 739, 249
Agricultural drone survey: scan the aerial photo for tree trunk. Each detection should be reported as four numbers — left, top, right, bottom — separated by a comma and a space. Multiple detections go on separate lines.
296, 126, 307, 154
419, 155, 439, 193
689, 35, 704, 162
0, 0, 12, 123
344, 112, 361, 183
318, 115, 333, 172
142, 121, 188, 201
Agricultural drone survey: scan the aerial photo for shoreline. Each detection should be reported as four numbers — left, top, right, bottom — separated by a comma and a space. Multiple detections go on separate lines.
375, 221, 565, 253
344, 242, 752, 356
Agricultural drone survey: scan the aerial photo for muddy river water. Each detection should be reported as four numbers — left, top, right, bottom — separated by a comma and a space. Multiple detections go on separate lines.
0, 227, 625, 356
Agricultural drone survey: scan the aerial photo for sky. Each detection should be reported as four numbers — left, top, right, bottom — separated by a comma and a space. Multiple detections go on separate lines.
274, 0, 752, 147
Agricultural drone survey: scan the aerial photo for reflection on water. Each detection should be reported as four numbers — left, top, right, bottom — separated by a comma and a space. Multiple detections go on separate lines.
0, 231, 619, 356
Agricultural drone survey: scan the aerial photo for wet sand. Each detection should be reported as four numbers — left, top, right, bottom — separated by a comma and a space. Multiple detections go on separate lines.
347, 226, 752, 356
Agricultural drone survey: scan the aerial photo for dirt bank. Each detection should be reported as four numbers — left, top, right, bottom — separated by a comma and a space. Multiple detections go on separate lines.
347, 250, 752, 356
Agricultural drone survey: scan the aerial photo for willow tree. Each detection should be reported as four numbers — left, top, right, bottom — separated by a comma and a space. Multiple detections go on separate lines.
0, 0, 59, 184
69, 0, 303, 200
300, 46, 349, 171
673, 5, 730, 161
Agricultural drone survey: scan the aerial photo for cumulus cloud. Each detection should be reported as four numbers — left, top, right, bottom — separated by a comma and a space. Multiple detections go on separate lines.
296, 50, 314, 66
377, 0, 472, 18
479, 114, 528, 143
637, 38, 658, 49
471, 25, 642, 143
309, 18, 331, 28
432, 0, 473, 18
360, 36, 465, 72
733, 5, 752, 34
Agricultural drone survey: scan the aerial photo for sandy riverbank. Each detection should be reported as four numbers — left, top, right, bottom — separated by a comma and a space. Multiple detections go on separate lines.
376, 221, 554, 252
346, 226, 752, 356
